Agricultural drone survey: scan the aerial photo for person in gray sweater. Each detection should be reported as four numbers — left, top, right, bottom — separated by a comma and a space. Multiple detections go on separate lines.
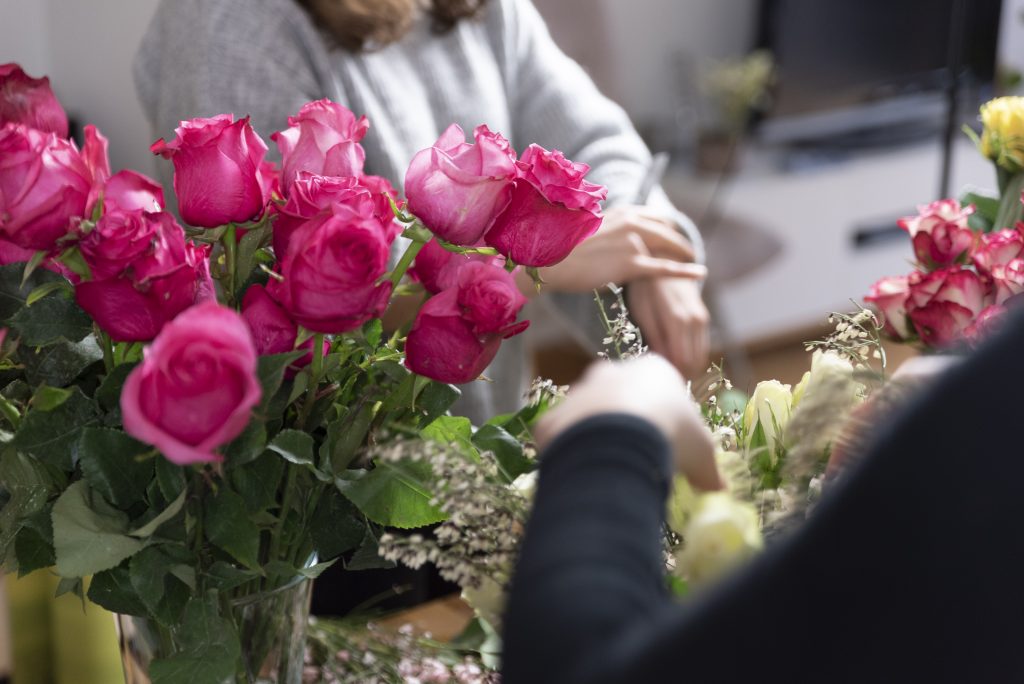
134, 0, 709, 425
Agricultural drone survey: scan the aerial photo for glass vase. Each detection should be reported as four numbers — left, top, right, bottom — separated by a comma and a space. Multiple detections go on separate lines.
116, 574, 312, 684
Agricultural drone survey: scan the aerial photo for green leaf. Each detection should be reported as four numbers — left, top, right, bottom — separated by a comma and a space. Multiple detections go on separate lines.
12, 386, 99, 471
155, 457, 186, 502
345, 527, 395, 571
30, 384, 72, 411
336, 461, 444, 529
267, 429, 330, 482
310, 487, 365, 560
204, 488, 260, 569
24, 279, 71, 307
203, 561, 259, 592
149, 598, 241, 684
257, 352, 306, 414
234, 223, 270, 292
229, 451, 285, 514
422, 415, 475, 454
96, 363, 136, 411
222, 420, 266, 466
362, 319, 383, 349
326, 403, 375, 473
20, 251, 49, 288
0, 449, 58, 571
17, 336, 103, 388
472, 424, 533, 482
78, 428, 154, 508
10, 293, 93, 346
14, 521, 55, 576
51, 481, 146, 577
416, 382, 461, 427
0, 263, 67, 320
130, 545, 191, 625
961, 189, 1000, 227
297, 558, 337, 579
130, 489, 186, 538
88, 563, 149, 616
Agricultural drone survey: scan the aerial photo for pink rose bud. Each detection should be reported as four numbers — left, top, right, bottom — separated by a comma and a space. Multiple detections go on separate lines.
241, 283, 329, 375
864, 275, 913, 340
273, 172, 398, 259
971, 227, 1024, 276
485, 144, 608, 267
906, 266, 990, 347
79, 210, 164, 280
100, 170, 165, 214
408, 237, 504, 294
990, 258, 1024, 305
151, 114, 272, 228
0, 123, 93, 250
273, 205, 394, 334
0, 64, 68, 137
964, 303, 1009, 345
271, 99, 369, 192
404, 262, 528, 384
405, 124, 517, 245
75, 213, 215, 341
120, 301, 262, 465
898, 199, 976, 270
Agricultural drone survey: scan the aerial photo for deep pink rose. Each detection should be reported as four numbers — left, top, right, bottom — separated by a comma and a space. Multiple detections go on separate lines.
404, 262, 528, 384
75, 213, 215, 341
409, 237, 504, 294
100, 170, 164, 214
898, 199, 976, 270
0, 236, 71, 278
990, 258, 1024, 305
273, 206, 394, 334
271, 100, 368, 192
405, 124, 517, 244
120, 302, 262, 465
906, 267, 990, 347
964, 304, 1009, 346
151, 114, 272, 228
485, 144, 608, 267
273, 172, 398, 259
0, 64, 68, 137
971, 227, 1024, 275
241, 283, 329, 375
79, 210, 163, 280
0, 123, 92, 250
864, 275, 913, 340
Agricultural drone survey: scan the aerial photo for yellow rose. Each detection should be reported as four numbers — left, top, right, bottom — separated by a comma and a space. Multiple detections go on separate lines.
742, 380, 792, 454
980, 96, 1024, 173
675, 492, 763, 586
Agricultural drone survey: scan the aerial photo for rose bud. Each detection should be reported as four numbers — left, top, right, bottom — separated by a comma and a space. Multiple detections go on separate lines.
120, 302, 262, 465
100, 169, 165, 214
151, 114, 272, 228
404, 262, 528, 384
898, 199, 976, 270
0, 123, 93, 250
971, 227, 1024, 276
78, 210, 164, 280
405, 124, 517, 245
864, 275, 913, 340
271, 99, 369, 192
408, 237, 503, 294
485, 144, 608, 267
241, 283, 329, 375
273, 206, 394, 334
0, 63, 68, 137
906, 267, 990, 347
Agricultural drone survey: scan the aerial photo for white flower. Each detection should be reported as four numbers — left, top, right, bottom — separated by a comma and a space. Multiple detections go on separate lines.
742, 380, 792, 454
462, 576, 507, 632
791, 350, 859, 410
675, 492, 763, 586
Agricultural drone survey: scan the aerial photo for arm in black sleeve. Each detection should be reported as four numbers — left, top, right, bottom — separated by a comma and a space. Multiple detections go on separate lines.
503, 312, 1024, 684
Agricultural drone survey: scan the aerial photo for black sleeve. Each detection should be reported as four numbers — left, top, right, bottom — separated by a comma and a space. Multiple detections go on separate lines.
503, 313, 1024, 684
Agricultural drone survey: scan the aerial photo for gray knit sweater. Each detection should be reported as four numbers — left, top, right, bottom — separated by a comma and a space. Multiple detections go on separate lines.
134, 0, 703, 424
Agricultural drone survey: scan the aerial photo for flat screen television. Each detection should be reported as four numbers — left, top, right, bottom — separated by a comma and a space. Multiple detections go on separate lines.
756, 0, 1003, 147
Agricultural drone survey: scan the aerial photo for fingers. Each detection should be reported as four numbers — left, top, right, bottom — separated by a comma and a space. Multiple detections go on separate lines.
677, 424, 722, 491
625, 216, 696, 262
626, 256, 707, 282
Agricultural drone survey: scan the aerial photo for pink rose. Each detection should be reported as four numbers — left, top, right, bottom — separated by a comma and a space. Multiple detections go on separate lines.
0, 64, 68, 137
485, 144, 608, 267
906, 267, 990, 347
151, 114, 272, 228
964, 304, 1009, 346
990, 258, 1024, 305
75, 213, 215, 341
241, 283, 329, 375
971, 227, 1024, 275
79, 210, 162, 280
0, 123, 92, 250
404, 262, 528, 384
405, 124, 517, 244
273, 205, 395, 334
864, 275, 912, 340
100, 170, 164, 214
120, 302, 262, 465
273, 172, 398, 259
409, 238, 502, 294
0, 236, 71, 278
271, 99, 368, 192
898, 199, 976, 270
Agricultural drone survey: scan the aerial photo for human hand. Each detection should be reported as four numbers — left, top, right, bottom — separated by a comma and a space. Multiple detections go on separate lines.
534, 355, 721, 490
628, 277, 710, 379
517, 205, 705, 296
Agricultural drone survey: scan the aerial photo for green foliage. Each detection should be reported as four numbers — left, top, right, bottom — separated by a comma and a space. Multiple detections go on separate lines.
9, 291, 93, 346
13, 506, 55, 576
78, 427, 153, 508
309, 487, 364, 560
204, 487, 261, 570
51, 480, 146, 577
130, 545, 192, 625
88, 562, 149, 616
0, 449, 58, 571
17, 336, 103, 388
148, 598, 242, 684
12, 386, 99, 471
0, 263, 67, 320
472, 424, 533, 482
336, 460, 445, 529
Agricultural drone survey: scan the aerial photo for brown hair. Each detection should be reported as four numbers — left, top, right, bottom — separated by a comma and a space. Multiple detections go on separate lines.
297, 0, 488, 52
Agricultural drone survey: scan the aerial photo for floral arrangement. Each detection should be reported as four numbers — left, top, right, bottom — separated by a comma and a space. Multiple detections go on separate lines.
0, 62, 612, 683
865, 96, 1024, 348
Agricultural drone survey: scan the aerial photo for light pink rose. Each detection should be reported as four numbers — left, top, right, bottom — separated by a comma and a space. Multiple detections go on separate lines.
971, 227, 1024, 275
964, 304, 1009, 346
485, 144, 608, 267
408, 237, 504, 294
151, 114, 272, 228
990, 258, 1024, 305
121, 302, 262, 465
271, 99, 369, 192
404, 262, 528, 384
864, 275, 912, 340
100, 170, 164, 214
241, 283, 329, 375
273, 204, 395, 334
0, 63, 68, 137
405, 124, 517, 244
0, 123, 93, 250
906, 267, 991, 347
898, 199, 976, 270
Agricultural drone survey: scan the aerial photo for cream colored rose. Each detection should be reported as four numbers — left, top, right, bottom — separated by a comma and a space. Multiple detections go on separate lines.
742, 380, 792, 454
675, 492, 763, 586
980, 96, 1024, 172
462, 576, 507, 632
791, 350, 860, 410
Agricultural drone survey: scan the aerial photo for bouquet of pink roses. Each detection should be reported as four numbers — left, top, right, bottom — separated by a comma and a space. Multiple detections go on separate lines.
0, 62, 603, 683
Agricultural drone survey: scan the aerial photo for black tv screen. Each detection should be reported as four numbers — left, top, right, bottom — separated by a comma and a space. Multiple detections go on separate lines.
757, 0, 1002, 145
